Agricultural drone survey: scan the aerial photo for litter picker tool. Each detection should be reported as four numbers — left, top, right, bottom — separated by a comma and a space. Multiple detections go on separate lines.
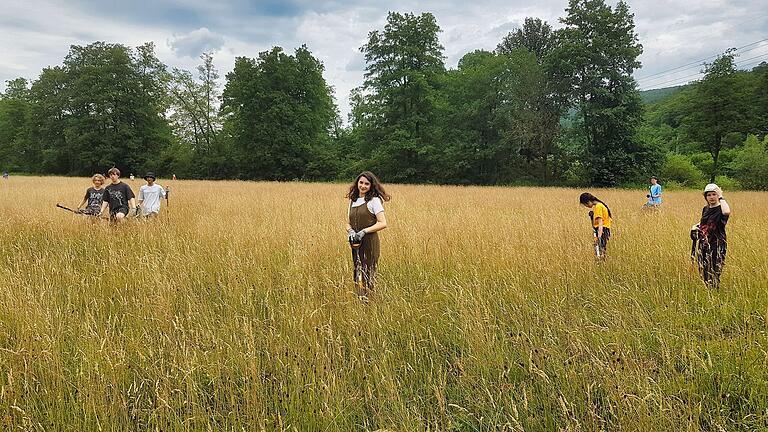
690, 224, 699, 262
56, 203, 103, 219
594, 233, 601, 258
56, 203, 81, 214
349, 238, 364, 293
588, 210, 601, 258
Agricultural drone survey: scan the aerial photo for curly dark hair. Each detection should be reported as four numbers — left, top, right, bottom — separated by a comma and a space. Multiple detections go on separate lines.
346, 171, 391, 202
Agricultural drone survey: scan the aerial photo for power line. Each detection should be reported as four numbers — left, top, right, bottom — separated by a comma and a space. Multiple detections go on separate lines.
639, 52, 768, 90
637, 41, 768, 86
635, 37, 768, 82
639, 71, 704, 90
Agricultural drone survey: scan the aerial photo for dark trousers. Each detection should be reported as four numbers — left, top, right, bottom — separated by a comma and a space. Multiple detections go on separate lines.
698, 240, 727, 288
593, 227, 611, 255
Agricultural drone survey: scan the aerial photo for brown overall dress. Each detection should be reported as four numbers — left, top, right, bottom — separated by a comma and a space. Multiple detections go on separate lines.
349, 200, 380, 295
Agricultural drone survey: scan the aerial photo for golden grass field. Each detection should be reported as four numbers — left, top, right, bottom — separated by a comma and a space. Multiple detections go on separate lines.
1, 176, 767, 431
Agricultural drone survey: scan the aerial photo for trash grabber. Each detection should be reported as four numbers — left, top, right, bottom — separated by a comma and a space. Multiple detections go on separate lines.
56, 203, 103, 219
56, 203, 80, 214
690, 224, 699, 262
588, 211, 601, 258
594, 232, 601, 258
350, 239, 364, 293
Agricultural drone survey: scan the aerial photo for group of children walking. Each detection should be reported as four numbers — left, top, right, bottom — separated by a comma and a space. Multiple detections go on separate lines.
77, 168, 167, 222
344, 172, 732, 299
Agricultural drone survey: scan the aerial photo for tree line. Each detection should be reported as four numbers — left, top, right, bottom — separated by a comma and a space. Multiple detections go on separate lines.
1, 0, 766, 188
640, 52, 768, 189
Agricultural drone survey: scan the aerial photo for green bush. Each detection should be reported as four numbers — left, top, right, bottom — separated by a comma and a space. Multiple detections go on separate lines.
660, 153, 704, 187
689, 152, 713, 177
731, 135, 768, 190
713, 175, 741, 191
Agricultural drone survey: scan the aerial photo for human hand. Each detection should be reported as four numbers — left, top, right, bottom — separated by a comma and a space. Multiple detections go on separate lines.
715, 186, 723, 198
353, 230, 366, 243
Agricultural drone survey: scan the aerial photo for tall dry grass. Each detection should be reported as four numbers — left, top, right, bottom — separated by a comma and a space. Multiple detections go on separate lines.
1, 176, 767, 431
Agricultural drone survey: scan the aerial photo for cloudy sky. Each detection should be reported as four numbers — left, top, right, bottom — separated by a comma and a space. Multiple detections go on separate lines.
1, 0, 766, 119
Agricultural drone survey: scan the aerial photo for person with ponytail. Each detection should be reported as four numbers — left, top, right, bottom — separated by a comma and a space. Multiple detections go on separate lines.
345, 171, 390, 299
579, 192, 613, 259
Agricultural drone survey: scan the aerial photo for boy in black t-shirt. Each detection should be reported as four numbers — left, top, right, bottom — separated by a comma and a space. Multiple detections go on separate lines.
694, 183, 731, 288
77, 174, 107, 215
100, 168, 136, 222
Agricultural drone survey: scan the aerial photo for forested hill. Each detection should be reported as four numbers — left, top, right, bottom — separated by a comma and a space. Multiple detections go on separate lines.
1, 2, 767, 188
639, 86, 685, 104
638, 62, 768, 190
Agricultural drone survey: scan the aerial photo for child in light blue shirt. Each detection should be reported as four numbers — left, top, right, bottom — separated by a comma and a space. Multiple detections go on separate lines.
646, 176, 662, 207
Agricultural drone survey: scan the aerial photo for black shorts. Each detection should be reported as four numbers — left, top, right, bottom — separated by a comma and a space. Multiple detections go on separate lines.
110, 207, 129, 218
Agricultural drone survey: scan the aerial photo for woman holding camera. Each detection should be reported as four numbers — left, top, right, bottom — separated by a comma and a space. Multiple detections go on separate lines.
345, 171, 390, 299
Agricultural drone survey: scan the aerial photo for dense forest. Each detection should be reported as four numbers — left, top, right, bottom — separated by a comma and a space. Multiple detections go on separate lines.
1, 0, 766, 188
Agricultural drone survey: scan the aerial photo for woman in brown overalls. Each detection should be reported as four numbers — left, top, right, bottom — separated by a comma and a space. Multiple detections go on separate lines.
345, 171, 390, 299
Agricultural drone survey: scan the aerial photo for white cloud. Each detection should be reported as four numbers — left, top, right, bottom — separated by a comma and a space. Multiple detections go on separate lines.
2, 0, 767, 117
168, 27, 226, 57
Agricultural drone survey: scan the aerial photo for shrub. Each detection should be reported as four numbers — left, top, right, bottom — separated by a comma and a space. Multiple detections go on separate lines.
714, 175, 741, 191
660, 153, 703, 187
731, 135, 768, 190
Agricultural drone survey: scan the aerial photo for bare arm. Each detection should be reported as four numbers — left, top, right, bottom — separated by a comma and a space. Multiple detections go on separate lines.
77, 198, 87, 210
363, 212, 388, 234
129, 197, 137, 209
100, 201, 108, 215
716, 187, 731, 215
719, 199, 731, 216
596, 217, 604, 238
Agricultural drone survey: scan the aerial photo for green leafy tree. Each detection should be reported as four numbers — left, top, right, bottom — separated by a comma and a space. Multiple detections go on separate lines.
437, 51, 509, 184
496, 17, 554, 61
165, 52, 231, 178
659, 153, 703, 186
732, 134, 768, 190
499, 48, 566, 183
0, 78, 31, 171
23, 42, 172, 175
756, 63, 768, 128
221, 46, 337, 180
680, 51, 748, 182
353, 12, 446, 182
550, 0, 650, 186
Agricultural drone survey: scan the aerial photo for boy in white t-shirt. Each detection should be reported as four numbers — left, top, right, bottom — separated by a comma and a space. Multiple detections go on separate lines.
138, 172, 166, 218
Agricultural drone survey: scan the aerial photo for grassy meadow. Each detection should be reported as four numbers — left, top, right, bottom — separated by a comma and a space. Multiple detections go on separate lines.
1, 175, 767, 431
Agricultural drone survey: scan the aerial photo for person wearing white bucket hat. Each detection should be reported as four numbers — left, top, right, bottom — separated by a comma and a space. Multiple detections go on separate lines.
692, 183, 731, 288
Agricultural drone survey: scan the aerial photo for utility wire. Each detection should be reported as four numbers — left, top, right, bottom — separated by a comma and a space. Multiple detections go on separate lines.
635, 37, 768, 81
637, 41, 768, 86
639, 51, 768, 90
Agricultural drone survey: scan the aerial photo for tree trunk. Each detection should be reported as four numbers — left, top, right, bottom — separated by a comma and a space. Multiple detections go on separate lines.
710, 146, 719, 183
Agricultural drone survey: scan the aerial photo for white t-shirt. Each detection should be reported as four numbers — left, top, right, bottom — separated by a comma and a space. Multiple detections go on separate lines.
139, 184, 166, 215
349, 197, 385, 216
